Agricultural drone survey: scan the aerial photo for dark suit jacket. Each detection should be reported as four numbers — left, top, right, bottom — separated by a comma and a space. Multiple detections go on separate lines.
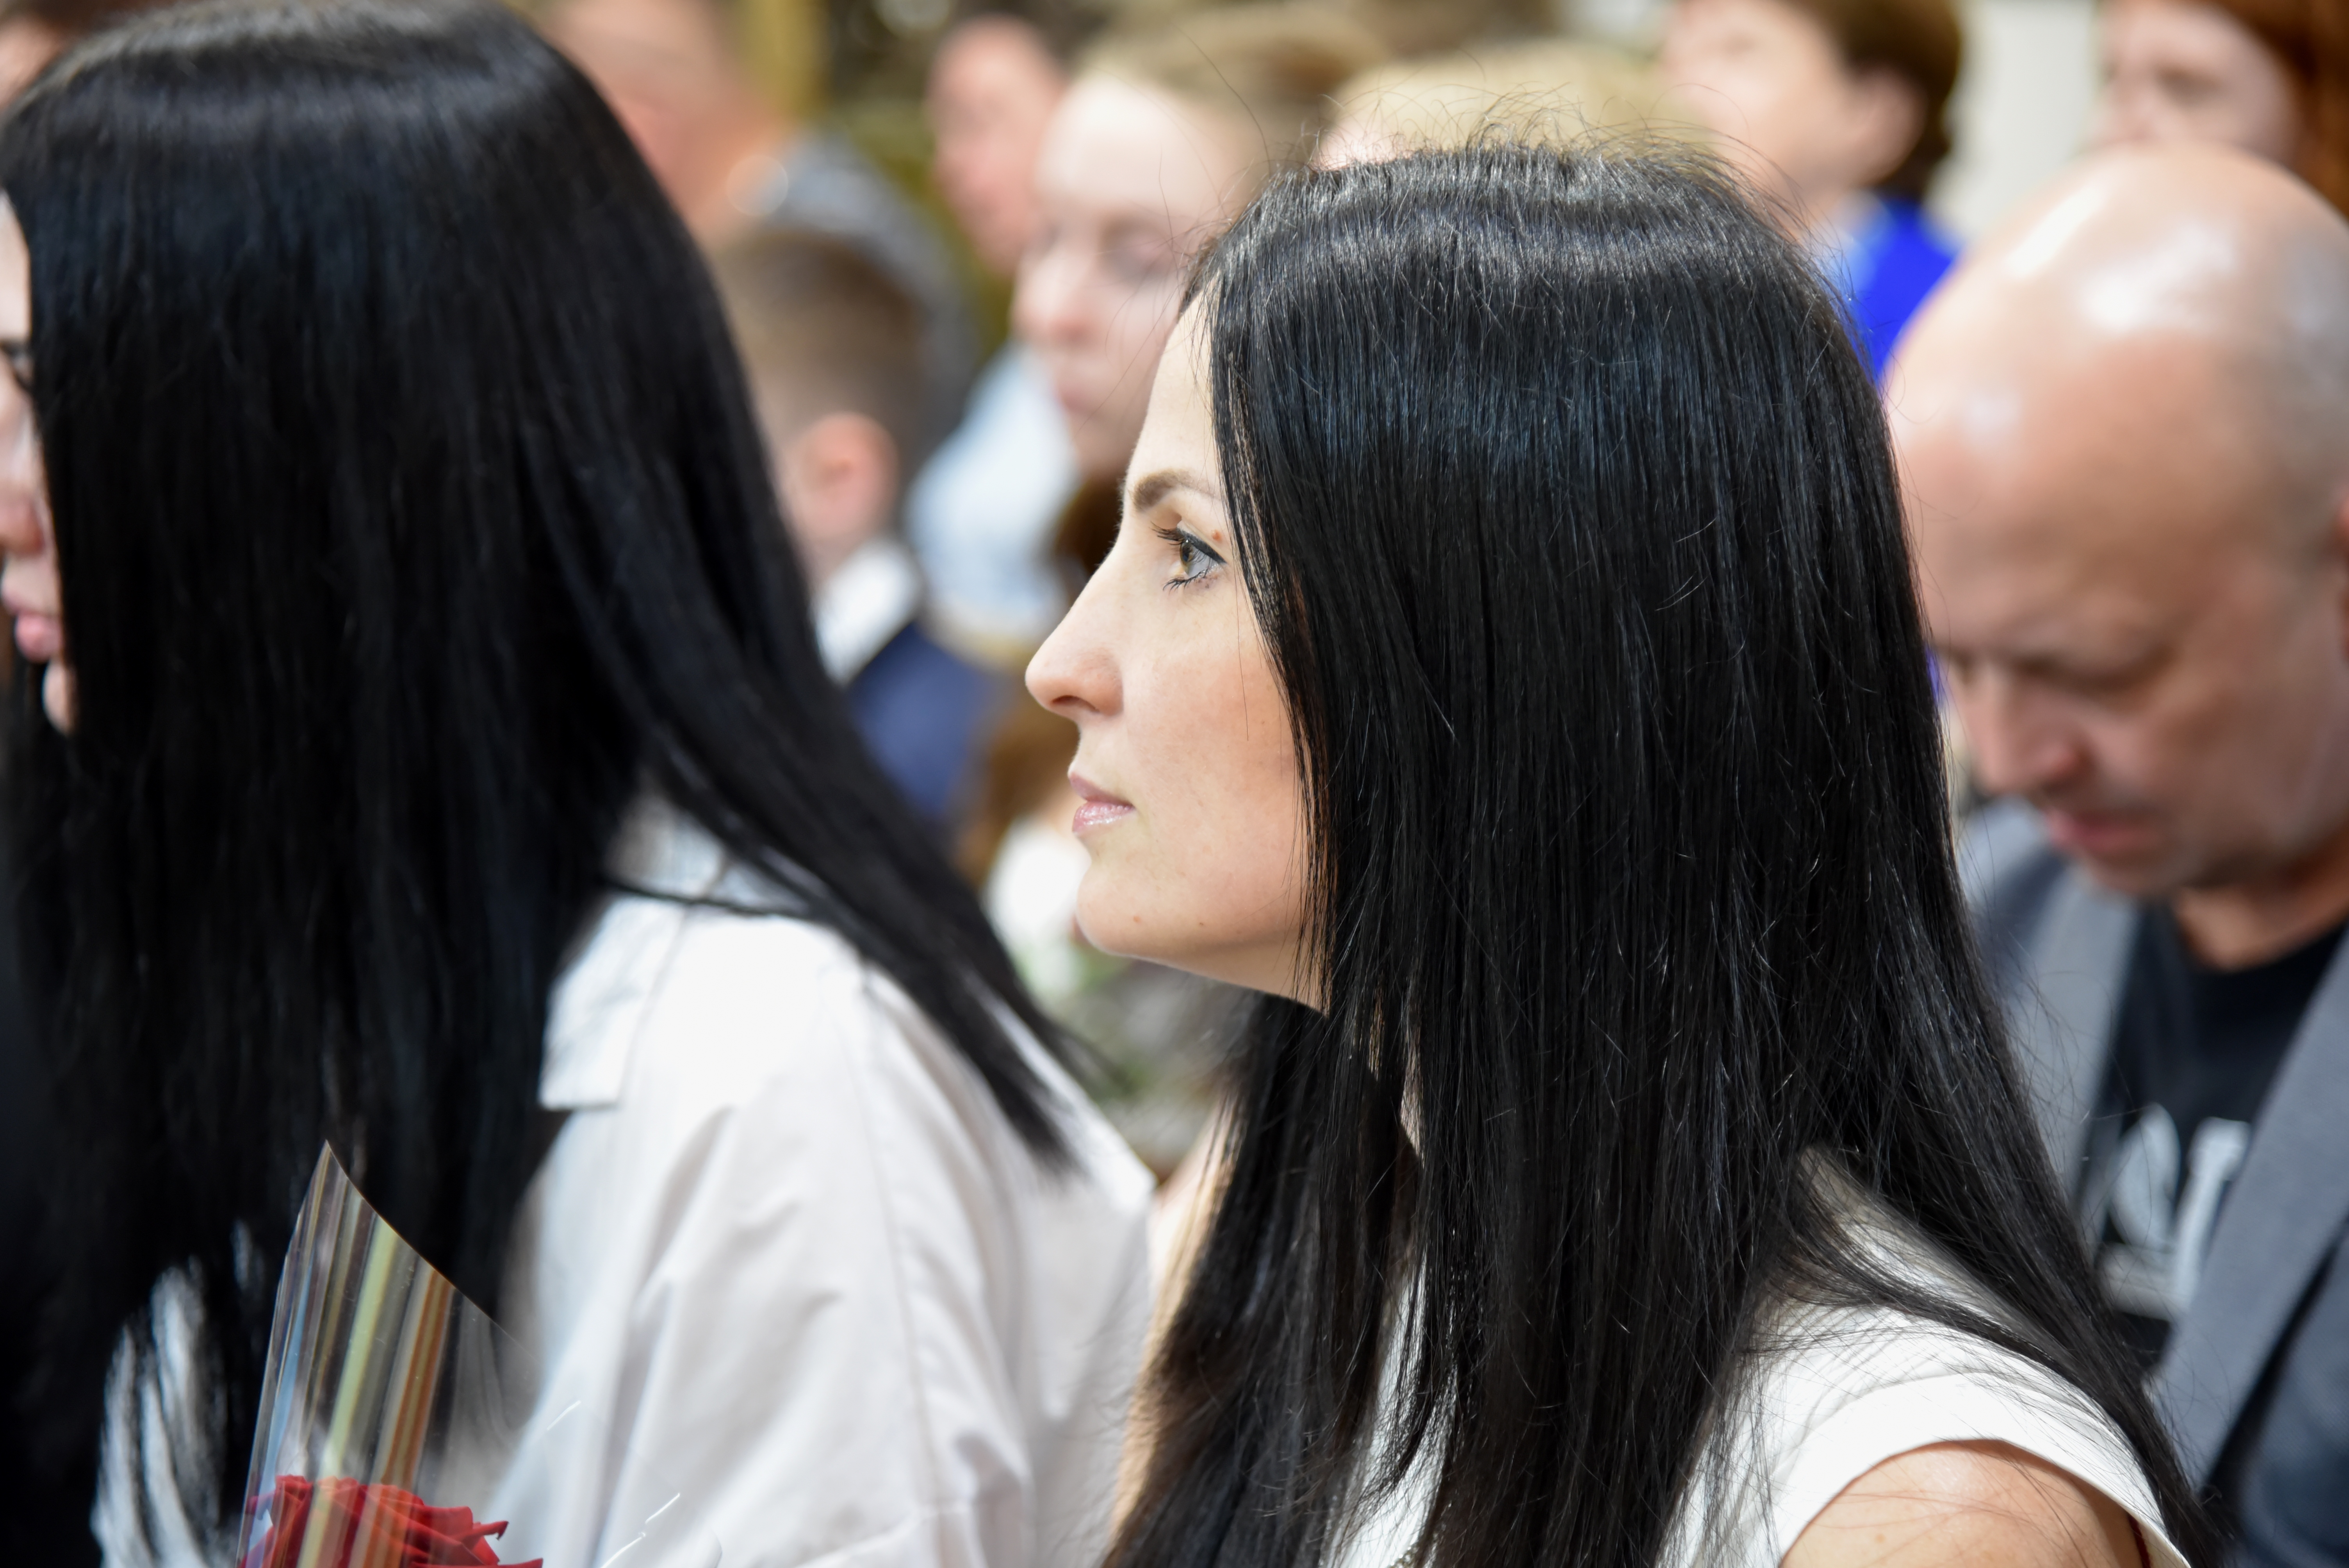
1964, 800, 2349, 1560
844, 619, 997, 830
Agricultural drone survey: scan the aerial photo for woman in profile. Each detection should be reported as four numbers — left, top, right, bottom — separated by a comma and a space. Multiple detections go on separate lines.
1028, 143, 2215, 1567
0, 1, 1151, 1561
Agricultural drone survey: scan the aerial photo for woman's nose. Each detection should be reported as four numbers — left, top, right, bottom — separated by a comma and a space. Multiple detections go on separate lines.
1027, 571, 1120, 721
1014, 247, 1087, 349
0, 489, 45, 561
0, 411, 45, 558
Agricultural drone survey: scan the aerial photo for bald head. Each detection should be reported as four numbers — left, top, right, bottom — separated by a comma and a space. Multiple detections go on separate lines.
1898, 144, 2349, 530
1894, 146, 2349, 944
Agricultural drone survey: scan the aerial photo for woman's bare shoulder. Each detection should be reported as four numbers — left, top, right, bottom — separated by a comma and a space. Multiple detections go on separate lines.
1782, 1440, 2145, 1568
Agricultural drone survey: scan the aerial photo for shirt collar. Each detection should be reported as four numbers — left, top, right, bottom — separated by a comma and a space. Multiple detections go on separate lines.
813, 536, 922, 681
538, 797, 727, 1111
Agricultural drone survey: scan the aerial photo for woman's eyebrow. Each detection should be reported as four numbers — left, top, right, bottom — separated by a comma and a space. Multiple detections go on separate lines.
1128, 467, 1217, 514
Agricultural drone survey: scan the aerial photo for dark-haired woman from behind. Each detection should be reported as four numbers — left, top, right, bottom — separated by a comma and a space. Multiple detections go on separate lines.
0, 1, 1151, 1561
1027, 143, 2217, 1568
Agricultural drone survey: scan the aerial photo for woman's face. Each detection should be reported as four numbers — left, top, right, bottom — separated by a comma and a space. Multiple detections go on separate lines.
1661, 0, 1922, 231
0, 200, 68, 732
926, 18, 1065, 279
1025, 306, 1312, 1001
2092, 0, 2301, 169
1013, 77, 1252, 485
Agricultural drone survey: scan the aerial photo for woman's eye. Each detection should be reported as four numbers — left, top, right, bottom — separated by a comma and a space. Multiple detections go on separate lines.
1154, 525, 1224, 588
1106, 235, 1175, 286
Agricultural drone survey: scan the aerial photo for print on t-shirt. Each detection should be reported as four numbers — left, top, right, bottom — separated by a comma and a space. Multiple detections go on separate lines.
2083, 1105, 2251, 1321
2082, 906, 2342, 1366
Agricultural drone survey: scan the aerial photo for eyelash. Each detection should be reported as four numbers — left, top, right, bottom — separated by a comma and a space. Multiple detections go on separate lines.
1152, 524, 1225, 590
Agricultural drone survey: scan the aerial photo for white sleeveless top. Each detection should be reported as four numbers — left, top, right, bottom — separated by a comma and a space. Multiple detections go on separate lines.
1338, 1159, 2185, 1568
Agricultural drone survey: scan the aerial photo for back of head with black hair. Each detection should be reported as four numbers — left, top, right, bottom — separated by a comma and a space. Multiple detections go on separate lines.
1109, 141, 2216, 1568
0, 0, 1070, 1528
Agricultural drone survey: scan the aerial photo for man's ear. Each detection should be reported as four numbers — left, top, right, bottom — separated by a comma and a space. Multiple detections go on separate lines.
779, 410, 901, 566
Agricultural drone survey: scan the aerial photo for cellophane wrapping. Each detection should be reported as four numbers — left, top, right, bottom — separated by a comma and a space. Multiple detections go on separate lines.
234, 1147, 717, 1568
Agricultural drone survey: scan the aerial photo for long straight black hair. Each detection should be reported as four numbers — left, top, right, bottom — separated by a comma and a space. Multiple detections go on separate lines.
4, 0, 1069, 1528
1111, 143, 2216, 1568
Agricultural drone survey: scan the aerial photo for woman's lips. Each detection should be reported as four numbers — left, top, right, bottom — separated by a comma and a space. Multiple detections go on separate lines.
9, 608, 58, 662
1068, 773, 1134, 837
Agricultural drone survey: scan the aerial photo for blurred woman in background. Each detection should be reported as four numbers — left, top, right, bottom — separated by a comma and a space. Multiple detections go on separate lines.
967, 4, 1382, 1181
1320, 37, 1691, 166
1031, 142, 2215, 1568
1663, 0, 1962, 376
0, 0, 1150, 1559
2094, 0, 2349, 218
1014, 3, 1383, 548
912, 11, 1082, 660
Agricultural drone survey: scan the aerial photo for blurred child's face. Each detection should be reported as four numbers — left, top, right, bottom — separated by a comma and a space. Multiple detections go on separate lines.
752, 382, 898, 592
1014, 77, 1253, 485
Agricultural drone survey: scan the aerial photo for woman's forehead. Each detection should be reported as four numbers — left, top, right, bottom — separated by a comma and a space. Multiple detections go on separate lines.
1038, 77, 1247, 219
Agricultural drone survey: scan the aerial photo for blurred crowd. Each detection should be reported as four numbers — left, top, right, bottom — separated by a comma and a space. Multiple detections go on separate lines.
2, 0, 2348, 1557
521, 0, 2349, 1190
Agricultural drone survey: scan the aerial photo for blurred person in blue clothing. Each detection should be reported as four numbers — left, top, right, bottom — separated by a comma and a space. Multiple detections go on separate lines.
910, 11, 1080, 661
1665, 0, 1962, 377
714, 229, 999, 829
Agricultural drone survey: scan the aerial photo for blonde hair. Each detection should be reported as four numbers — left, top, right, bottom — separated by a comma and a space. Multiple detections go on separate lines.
1079, 4, 1389, 169
1322, 39, 1702, 163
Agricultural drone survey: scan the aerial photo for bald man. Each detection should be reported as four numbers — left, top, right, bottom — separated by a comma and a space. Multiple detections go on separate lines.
1893, 144, 2349, 1559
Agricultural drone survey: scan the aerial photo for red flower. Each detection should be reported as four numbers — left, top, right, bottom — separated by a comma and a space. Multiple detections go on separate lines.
253, 1476, 543, 1568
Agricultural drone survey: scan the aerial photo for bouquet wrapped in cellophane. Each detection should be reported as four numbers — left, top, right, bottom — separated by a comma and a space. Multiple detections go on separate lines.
235, 1147, 716, 1568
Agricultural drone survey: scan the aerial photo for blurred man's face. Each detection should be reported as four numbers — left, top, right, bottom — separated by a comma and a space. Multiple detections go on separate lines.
927, 18, 1064, 278
2093, 0, 2300, 171
1902, 343, 2349, 901
546, 0, 754, 213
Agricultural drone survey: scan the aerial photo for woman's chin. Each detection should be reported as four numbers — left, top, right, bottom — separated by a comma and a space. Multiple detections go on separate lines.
41, 659, 75, 734
1070, 896, 1146, 965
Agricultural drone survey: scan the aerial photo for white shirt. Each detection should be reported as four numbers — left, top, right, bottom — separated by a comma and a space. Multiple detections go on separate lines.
95, 800, 1155, 1568
1338, 1158, 2185, 1568
904, 345, 1078, 657
813, 536, 924, 683
492, 800, 1157, 1567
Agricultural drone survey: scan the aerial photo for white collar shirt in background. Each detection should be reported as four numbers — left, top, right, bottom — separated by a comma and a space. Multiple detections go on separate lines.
903, 344, 1080, 659
494, 798, 1157, 1567
813, 536, 925, 684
